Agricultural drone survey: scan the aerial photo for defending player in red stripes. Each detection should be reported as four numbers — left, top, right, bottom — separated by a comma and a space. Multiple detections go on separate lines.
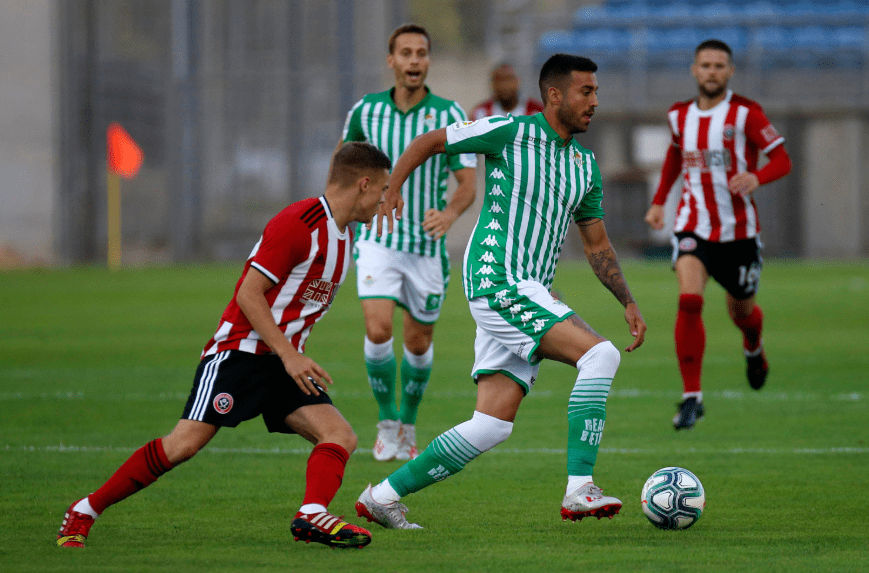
56, 142, 391, 549
644, 39, 792, 430
470, 63, 544, 121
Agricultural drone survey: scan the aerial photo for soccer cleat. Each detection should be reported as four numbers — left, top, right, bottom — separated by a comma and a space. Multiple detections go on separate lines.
395, 424, 419, 460
290, 511, 372, 549
673, 397, 705, 430
56, 499, 95, 548
746, 350, 769, 390
372, 419, 402, 461
561, 482, 622, 521
355, 484, 422, 529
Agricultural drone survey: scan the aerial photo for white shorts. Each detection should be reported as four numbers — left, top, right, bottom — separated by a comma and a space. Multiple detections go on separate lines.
354, 240, 448, 324
468, 280, 574, 394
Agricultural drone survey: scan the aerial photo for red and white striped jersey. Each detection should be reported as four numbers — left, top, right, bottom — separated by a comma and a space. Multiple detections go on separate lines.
202, 196, 352, 357
665, 90, 784, 242
470, 96, 544, 121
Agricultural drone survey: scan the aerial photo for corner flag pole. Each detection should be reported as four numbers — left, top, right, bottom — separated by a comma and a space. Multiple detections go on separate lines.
107, 170, 122, 270
106, 122, 144, 271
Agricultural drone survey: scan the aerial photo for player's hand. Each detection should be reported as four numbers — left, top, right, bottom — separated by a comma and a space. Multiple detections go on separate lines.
280, 352, 333, 396
623, 302, 647, 352
374, 188, 404, 237
728, 172, 760, 196
422, 207, 458, 239
644, 205, 666, 230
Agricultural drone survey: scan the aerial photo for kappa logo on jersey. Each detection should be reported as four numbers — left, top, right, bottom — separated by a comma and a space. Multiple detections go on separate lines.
679, 237, 698, 252
481, 235, 500, 247
489, 185, 505, 197
489, 168, 506, 180
476, 265, 495, 275
478, 277, 495, 289
489, 204, 504, 214
213, 393, 234, 414
301, 279, 338, 308
484, 219, 502, 231
479, 251, 496, 263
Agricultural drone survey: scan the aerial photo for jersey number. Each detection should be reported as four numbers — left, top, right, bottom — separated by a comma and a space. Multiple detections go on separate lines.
738, 263, 761, 292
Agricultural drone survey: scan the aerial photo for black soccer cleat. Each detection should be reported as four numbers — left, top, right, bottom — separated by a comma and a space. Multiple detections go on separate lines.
746, 351, 769, 390
291, 512, 372, 549
673, 397, 705, 430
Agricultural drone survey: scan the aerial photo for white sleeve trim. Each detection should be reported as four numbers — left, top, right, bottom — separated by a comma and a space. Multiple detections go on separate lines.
762, 137, 785, 154
250, 262, 279, 284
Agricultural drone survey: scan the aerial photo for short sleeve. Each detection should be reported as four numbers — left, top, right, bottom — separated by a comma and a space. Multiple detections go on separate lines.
341, 99, 366, 143
573, 158, 606, 222
249, 212, 310, 284
745, 104, 784, 154
445, 103, 478, 171
445, 115, 517, 158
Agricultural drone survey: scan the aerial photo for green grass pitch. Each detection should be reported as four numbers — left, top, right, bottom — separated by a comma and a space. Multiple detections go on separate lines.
2, 259, 868, 572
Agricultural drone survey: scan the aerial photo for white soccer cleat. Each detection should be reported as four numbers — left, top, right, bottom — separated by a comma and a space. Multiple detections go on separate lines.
560, 482, 622, 522
373, 419, 401, 461
395, 423, 419, 460
355, 484, 422, 529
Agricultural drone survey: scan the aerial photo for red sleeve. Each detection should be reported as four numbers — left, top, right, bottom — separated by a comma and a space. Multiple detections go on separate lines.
754, 144, 791, 185
652, 143, 683, 205
249, 210, 309, 284
745, 104, 785, 154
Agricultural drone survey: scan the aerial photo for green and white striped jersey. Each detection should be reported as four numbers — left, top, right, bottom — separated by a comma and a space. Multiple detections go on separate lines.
444, 113, 605, 299
342, 88, 476, 257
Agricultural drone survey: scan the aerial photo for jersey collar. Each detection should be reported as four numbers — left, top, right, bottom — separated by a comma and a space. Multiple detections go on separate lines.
533, 112, 571, 147
692, 89, 734, 115
319, 195, 349, 239
388, 86, 432, 114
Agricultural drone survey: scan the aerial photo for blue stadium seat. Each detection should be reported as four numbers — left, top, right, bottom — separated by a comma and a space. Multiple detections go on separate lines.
700, 27, 749, 54
649, 2, 695, 25
697, 2, 736, 23
739, 1, 784, 21
645, 27, 703, 68
573, 5, 609, 28
831, 25, 866, 69
538, 30, 579, 55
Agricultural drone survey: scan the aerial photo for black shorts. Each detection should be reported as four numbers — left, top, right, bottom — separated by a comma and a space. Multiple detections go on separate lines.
181, 350, 333, 434
672, 232, 763, 300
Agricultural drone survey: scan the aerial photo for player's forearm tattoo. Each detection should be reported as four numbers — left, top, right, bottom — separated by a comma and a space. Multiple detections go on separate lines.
587, 248, 636, 307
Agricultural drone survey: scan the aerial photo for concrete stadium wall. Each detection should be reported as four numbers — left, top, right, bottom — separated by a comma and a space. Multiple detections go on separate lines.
0, 0, 57, 266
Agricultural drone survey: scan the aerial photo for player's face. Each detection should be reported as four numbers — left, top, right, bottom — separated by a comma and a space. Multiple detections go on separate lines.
556, 71, 598, 135
692, 49, 733, 99
387, 33, 430, 91
357, 169, 389, 222
492, 66, 519, 103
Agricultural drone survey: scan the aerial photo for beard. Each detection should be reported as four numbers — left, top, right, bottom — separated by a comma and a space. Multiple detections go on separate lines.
699, 81, 726, 99
557, 105, 587, 135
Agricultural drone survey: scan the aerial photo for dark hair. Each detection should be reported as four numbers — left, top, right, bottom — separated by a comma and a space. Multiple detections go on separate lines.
695, 39, 732, 60
388, 23, 431, 54
329, 142, 392, 186
538, 53, 598, 101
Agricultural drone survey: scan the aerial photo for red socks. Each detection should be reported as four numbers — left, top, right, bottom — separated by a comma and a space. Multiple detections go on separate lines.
675, 294, 705, 395
302, 443, 350, 508
89, 438, 174, 515
733, 305, 764, 353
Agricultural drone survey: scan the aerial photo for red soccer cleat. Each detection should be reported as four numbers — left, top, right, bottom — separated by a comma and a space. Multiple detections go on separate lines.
56, 499, 95, 548
291, 511, 372, 549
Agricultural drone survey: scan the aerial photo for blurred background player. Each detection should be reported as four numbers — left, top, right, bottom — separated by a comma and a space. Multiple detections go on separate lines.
340, 24, 477, 462
56, 142, 391, 549
355, 54, 647, 529
644, 39, 792, 431
470, 62, 544, 121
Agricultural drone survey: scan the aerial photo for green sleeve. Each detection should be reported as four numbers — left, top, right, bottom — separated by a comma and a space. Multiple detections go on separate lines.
444, 116, 517, 158
574, 157, 606, 221
341, 103, 365, 143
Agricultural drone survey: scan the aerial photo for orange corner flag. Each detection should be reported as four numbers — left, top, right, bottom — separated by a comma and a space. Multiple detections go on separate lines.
107, 122, 144, 179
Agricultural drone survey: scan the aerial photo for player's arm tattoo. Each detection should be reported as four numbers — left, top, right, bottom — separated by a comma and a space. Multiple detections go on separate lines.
587, 246, 636, 308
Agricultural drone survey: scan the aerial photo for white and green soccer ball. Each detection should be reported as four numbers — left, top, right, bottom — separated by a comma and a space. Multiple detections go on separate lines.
641, 467, 705, 530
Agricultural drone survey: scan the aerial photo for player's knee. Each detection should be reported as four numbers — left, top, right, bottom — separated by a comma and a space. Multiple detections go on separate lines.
322, 423, 357, 454
596, 340, 621, 370
164, 440, 204, 465
366, 323, 393, 344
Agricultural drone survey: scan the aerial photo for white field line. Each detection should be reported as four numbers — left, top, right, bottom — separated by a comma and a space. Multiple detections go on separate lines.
5, 444, 868, 456
0, 389, 863, 402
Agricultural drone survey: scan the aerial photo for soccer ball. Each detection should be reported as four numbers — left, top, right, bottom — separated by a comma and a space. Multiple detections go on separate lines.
641, 467, 705, 530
